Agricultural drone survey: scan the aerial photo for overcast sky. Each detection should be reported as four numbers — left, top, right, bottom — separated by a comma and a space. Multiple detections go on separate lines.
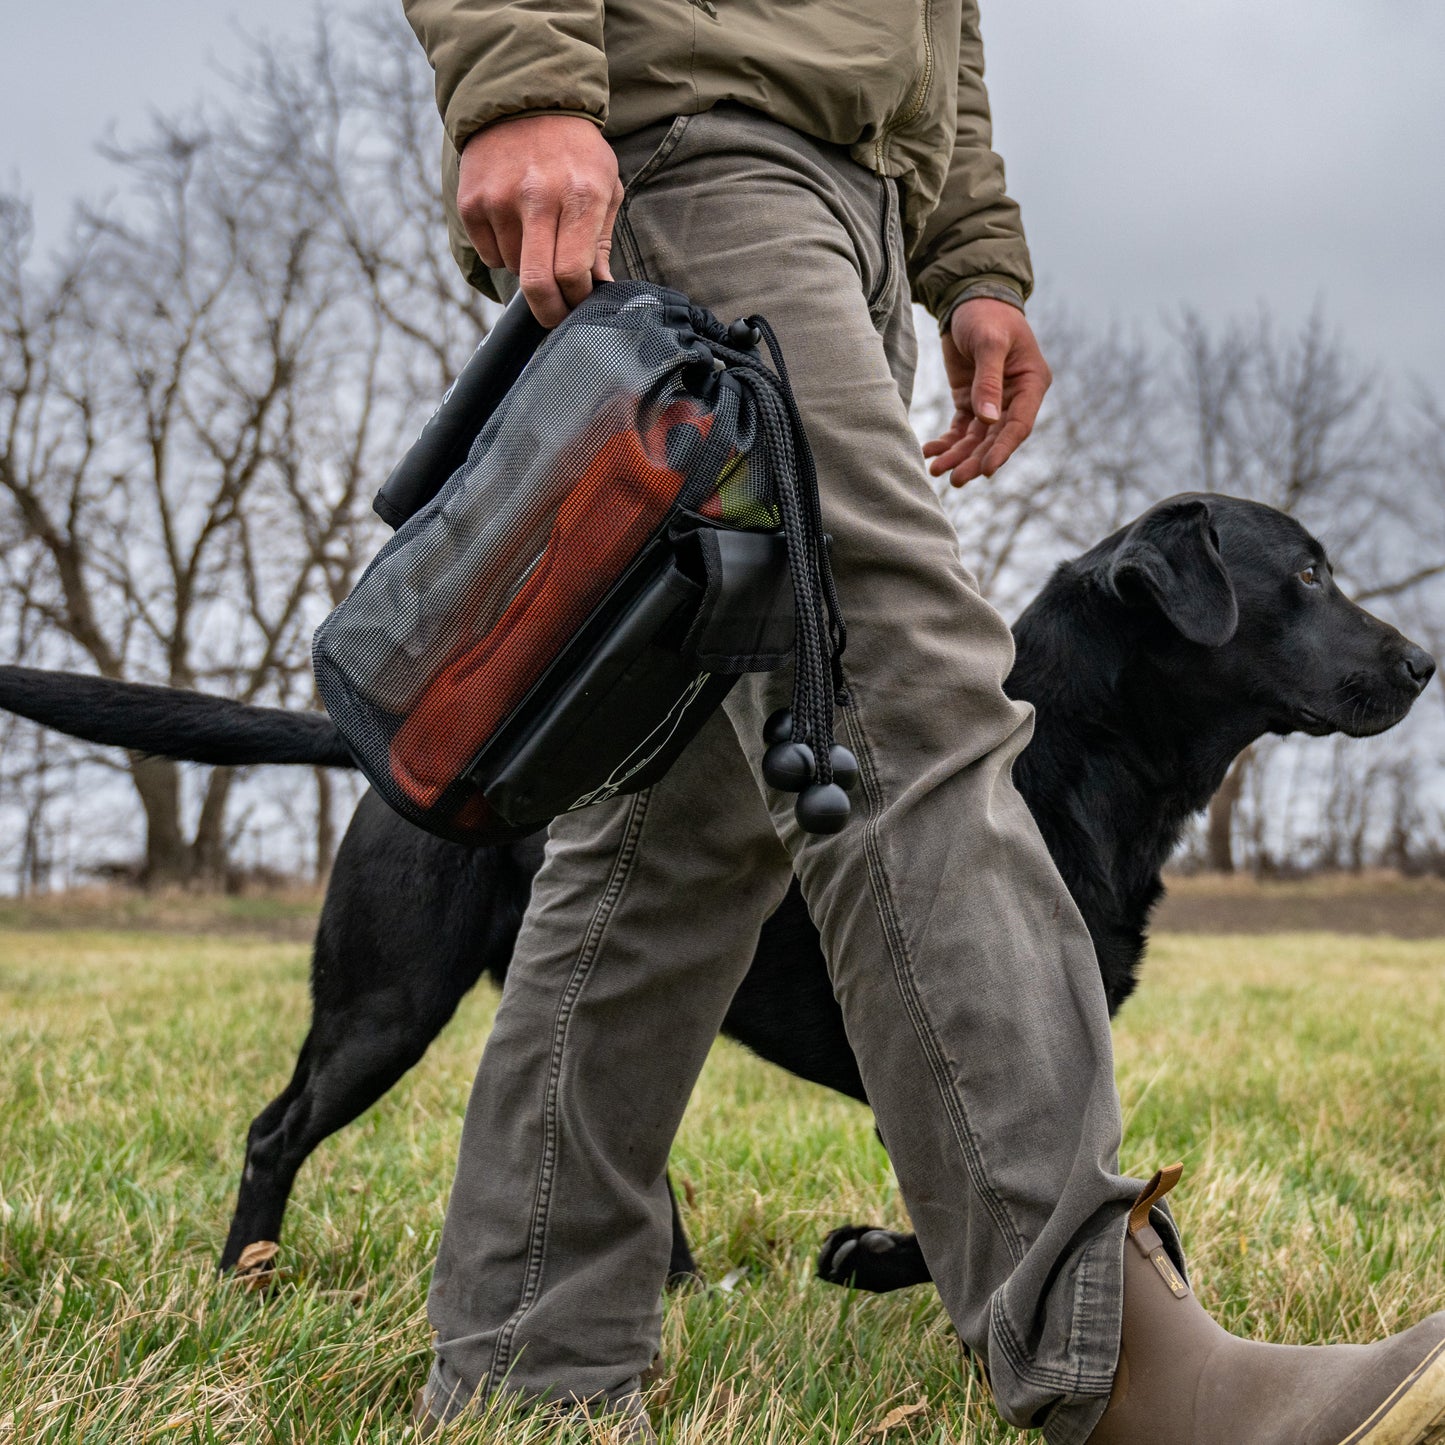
3, 1, 1442, 392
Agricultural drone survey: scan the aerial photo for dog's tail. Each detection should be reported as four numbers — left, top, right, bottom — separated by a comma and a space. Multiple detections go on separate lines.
0, 665, 355, 768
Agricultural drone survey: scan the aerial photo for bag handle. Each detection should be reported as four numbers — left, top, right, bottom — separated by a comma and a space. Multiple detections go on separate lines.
374, 290, 548, 529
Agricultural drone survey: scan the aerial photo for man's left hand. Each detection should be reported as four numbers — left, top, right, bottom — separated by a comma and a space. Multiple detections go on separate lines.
924, 298, 1051, 486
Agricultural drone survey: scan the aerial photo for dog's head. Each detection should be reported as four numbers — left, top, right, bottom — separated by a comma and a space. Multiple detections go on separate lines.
1086, 493, 1434, 739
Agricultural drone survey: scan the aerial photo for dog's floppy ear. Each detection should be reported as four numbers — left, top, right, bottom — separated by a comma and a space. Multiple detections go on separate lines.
1108, 499, 1238, 646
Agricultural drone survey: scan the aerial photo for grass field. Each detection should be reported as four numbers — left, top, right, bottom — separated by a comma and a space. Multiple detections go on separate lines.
1, 923, 1443, 1442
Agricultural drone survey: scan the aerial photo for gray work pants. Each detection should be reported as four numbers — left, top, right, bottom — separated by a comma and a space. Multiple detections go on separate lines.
425, 106, 1146, 1445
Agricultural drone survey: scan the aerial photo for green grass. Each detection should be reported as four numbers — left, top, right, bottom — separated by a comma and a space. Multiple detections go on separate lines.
1, 928, 1442, 1442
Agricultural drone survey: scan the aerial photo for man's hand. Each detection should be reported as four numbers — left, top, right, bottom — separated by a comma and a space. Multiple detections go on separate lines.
924, 298, 1052, 486
458, 114, 625, 328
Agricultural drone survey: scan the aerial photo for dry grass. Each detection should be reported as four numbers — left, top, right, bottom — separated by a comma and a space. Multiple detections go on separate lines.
8, 869, 1445, 945
1156, 870, 1445, 937
1, 925, 1442, 1442
0, 888, 324, 942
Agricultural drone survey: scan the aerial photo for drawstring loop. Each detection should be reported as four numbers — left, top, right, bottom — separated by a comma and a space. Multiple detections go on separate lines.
686, 306, 854, 834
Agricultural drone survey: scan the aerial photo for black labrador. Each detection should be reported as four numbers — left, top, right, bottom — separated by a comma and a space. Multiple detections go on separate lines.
0, 494, 1432, 1295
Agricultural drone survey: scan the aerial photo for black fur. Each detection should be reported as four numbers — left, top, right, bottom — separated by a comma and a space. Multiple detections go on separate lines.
0, 666, 352, 767
0, 495, 1431, 1293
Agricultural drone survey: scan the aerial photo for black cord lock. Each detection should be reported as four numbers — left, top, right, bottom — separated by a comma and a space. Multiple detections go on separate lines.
761, 707, 857, 833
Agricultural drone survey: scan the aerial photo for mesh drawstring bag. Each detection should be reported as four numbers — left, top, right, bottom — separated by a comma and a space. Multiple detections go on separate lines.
313, 281, 853, 845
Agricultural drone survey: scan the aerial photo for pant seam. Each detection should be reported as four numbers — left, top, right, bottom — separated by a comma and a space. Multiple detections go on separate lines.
615, 196, 651, 290
624, 114, 693, 193
485, 789, 654, 1391
864, 178, 897, 317
617, 217, 643, 288
1069, 1230, 1103, 1395
991, 1296, 1118, 1396
839, 682, 1027, 1265
613, 116, 693, 281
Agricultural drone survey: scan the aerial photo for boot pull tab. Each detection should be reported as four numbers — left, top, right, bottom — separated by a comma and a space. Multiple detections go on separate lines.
1128, 1163, 1190, 1299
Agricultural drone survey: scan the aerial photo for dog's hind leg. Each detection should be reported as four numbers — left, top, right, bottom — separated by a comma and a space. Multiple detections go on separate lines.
220, 1031, 320, 1271
218, 794, 525, 1273
219, 1000, 456, 1272
217, 799, 544, 1275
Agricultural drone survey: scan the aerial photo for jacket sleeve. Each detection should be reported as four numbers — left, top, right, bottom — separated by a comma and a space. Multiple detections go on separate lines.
403, 0, 608, 154
908, 0, 1034, 325
404, 0, 610, 296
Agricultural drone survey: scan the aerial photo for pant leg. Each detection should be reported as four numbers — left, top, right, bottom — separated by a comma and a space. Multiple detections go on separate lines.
429, 105, 1143, 1444
614, 107, 1142, 1443
425, 707, 794, 1414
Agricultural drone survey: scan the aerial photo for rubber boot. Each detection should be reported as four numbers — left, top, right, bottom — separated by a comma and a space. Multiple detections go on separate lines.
1088, 1166, 1445, 1445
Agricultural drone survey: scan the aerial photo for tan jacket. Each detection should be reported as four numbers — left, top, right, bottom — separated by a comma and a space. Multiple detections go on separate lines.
403, 0, 1033, 320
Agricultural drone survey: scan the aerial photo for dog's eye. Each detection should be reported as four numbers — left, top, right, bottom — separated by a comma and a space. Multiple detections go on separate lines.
1298, 566, 1320, 587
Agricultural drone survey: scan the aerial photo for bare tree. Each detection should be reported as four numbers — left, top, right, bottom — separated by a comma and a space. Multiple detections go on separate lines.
3, 4, 1442, 887
1, 151, 327, 883
912, 308, 1160, 617
236, 11, 494, 877
0, 9, 485, 888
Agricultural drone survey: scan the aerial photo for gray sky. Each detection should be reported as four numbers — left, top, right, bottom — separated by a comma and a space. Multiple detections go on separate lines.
4, 1, 1443, 392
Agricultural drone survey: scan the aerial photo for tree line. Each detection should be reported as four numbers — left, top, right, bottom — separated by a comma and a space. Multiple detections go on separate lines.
2, 7, 1442, 891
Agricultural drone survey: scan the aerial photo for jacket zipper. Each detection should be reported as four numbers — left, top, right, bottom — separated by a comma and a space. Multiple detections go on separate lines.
875, 0, 937, 170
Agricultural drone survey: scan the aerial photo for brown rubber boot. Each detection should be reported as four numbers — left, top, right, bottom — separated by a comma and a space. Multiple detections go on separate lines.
1088, 1166, 1445, 1445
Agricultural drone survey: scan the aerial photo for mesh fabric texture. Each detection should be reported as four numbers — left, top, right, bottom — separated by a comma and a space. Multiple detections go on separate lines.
313, 283, 793, 842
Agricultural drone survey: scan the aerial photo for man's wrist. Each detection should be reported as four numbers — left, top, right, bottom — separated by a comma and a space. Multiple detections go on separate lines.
936, 274, 1027, 334
457, 107, 605, 157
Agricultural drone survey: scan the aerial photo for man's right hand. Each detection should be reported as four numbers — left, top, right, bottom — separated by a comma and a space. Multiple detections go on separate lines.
458, 114, 625, 328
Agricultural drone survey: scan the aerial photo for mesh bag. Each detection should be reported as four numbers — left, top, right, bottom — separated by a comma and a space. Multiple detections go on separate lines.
313, 281, 849, 845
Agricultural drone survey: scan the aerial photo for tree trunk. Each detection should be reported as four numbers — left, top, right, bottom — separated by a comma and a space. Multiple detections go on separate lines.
18, 737, 52, 896
314, 766, 335, 884
192, 767, 236, 889
130, 754, 190, 888
1207, 748, 1252, 873
19, 794, 48, 897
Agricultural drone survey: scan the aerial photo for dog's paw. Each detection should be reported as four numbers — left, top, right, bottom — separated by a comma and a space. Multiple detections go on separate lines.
815, 1226, 931, 1293
229, 1239, 280, 1290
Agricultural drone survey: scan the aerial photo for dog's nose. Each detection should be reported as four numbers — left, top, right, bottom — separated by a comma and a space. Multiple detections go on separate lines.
1395, 644, 1436, 694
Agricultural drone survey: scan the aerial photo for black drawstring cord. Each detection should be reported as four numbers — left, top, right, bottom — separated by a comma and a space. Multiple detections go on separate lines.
746, 315, 848, 700
688, 306, 853, 832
